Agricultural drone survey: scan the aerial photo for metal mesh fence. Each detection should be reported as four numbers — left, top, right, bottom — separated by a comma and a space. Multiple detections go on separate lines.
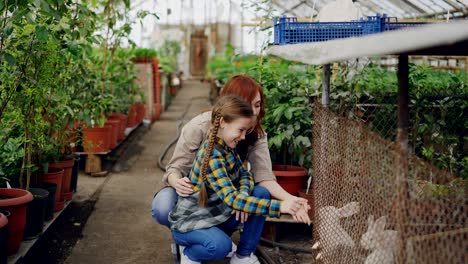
312, 101, 467, 264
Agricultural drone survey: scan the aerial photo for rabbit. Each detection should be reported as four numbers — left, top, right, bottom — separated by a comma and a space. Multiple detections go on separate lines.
314, 201, 360, 262
360, 215, 398, 264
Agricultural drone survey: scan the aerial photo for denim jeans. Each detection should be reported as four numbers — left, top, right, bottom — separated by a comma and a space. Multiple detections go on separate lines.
151, 186, 178, 228
170, 185, 270, 262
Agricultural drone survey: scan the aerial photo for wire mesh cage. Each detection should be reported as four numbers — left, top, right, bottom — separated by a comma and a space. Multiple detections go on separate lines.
312, 101, 466, 264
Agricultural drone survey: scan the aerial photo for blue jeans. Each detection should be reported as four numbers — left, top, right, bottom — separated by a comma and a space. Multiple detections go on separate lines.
170, 185, 270, 262
151, 186, 178, 228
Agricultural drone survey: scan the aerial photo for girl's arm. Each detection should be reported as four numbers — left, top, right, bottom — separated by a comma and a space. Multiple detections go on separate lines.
238, 162, 254, 195
206, 150, 281, 218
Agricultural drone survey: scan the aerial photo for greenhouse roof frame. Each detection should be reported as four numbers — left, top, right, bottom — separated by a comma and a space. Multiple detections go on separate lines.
269, 0, 468, 19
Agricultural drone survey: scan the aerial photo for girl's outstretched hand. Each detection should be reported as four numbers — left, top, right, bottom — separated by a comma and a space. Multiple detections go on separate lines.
175, 177, 194, 197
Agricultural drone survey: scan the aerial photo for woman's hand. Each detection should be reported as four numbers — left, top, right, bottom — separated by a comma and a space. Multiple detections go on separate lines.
279, 197, 304, 215
175, 177, 194, 197
292, 203, 311, 225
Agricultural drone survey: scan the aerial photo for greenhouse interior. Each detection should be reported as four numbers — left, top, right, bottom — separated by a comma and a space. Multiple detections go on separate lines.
0, 1, 467, 263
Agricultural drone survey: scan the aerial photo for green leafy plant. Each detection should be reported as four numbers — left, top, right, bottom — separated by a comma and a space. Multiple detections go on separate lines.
158, 40, 181, 73
133, 47, 157, 60
261, 63, 315, 168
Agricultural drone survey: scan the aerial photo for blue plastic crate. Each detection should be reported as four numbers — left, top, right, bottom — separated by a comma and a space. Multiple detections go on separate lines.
380, 16, 427, 31
273, 14, 427, 45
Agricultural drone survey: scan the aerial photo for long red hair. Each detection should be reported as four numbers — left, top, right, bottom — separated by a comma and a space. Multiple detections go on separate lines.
220, 75, 265, 137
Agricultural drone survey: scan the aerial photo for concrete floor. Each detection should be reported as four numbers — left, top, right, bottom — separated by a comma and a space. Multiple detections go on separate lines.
66, 80, 212, 264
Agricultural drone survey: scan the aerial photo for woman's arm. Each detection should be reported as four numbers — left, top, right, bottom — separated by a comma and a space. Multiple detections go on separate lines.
162, 112, 211, 189
259, 180, 296, 201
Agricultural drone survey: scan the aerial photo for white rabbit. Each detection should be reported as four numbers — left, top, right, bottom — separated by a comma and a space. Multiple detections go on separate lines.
360, 215, 398, 264
314, 201, 360, 262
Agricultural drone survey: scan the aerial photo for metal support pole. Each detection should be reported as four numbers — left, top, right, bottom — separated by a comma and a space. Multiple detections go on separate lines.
322, 64, 331, 108
396, 54, 409, 264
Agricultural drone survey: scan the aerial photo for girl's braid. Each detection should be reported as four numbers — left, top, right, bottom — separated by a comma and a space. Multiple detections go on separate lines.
198, 111, 221, 207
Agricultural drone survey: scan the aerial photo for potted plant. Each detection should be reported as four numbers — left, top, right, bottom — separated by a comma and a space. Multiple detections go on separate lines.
261, 62, 315, 195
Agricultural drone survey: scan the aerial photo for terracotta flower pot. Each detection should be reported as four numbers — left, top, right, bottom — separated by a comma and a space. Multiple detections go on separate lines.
0, 188, 33, 255
136, 103, 146, 123
108, 113, 127, 140
48, 158, 75, 201
82, 126, 111, 153
273, 165, 308, 196
127, 105, 138, 128
39, 168, 65, 212
153, 103, 162, 121
105, 119, 120, 149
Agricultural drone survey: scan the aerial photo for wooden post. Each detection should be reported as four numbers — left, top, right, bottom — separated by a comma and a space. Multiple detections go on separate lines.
85, 154, 102, 174
396, 54, 409, 264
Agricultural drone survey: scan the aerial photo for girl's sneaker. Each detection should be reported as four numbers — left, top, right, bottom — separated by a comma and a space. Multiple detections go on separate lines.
230, 253, 260, 264
226, 242, 237, 258
179, 246, 201, 264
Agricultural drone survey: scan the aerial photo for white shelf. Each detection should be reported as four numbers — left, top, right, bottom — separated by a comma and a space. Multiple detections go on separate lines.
267, 20, 468, 65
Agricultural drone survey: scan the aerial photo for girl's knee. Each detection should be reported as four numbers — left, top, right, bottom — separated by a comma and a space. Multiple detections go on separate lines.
205, 238, 232, 259
252, 185, 271, 199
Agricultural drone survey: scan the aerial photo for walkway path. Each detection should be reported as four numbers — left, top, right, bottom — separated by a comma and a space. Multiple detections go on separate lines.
66, 80, 211, 263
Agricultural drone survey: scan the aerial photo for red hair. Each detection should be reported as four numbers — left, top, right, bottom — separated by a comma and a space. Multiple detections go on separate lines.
220, 75, 265, 138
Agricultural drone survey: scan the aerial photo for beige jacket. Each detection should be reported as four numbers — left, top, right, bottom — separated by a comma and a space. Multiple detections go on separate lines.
162, 111, 276, 185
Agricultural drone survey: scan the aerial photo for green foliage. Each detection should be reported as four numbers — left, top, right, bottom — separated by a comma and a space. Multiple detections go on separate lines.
158, 40, 181, 73
0, 0, 155, 187
0, 115, 24, 187
415, 178, 466, 200
331, 63, 467, 179
261, 63, 315, 168
133, 47, 157, 59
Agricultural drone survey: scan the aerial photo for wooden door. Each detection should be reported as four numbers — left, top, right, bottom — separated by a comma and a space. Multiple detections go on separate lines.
190, 31, 208, 77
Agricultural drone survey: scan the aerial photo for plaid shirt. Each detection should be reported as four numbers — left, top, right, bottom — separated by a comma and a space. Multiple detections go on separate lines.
169, 137, 281, 232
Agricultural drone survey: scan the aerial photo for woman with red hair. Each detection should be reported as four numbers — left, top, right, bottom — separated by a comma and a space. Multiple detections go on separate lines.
151, 75, 310, 263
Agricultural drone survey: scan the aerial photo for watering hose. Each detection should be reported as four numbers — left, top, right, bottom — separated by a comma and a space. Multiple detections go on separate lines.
260, 238, 314, 254
157, 100, 193, 172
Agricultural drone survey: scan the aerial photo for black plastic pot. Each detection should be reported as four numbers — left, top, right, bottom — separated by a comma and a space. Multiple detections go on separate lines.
39, 182, 57, 221
70, 155, 80, 192
23, 188, 49, 240
0, 210, 9, 264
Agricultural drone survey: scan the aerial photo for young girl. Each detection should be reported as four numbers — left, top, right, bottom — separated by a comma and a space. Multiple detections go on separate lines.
169, 95, 306, 264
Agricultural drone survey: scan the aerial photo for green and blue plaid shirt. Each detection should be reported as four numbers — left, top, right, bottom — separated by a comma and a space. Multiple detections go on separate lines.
169, 137, 281, 232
